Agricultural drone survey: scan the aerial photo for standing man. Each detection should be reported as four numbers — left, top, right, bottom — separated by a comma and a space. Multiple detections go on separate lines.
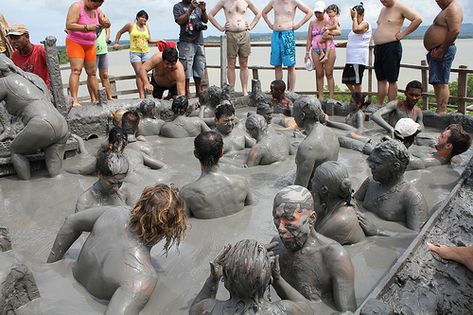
173, 0, 208, 99
208, 0, 261, 96
262, 0, 312, 92
373, 0, 422, 106
423, 0, 463, 114
7, 24, 50, 89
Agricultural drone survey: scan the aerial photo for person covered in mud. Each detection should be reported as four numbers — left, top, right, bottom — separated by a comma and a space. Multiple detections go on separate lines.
371, 80, 424, 138
213, 101, 255, 153
428, 242, 473, 273
311, 161, 366, 245
325, 92, 370, 132
293, 96, 339, 188
190, 239, 313, 315
271, 185, 357, 312
0, 54, 68, 180
180, 131, 253, 219
137, 98, 165, 136
355, 139, 429, 231
47, 183, 188, 315
270, 79, 293, 115
245, 114, 295, 167
76, 151, 133, 212
160, 96, 210, 138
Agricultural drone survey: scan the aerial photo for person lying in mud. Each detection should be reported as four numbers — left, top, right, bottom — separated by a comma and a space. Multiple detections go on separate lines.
355, 140, 429, 232
427, 242, 473, 273
311, 161, 366, 245
47, 183, 189, 315
371, 80, 424, 138
190, 239, 313, 315
293, 96, 339, 188
213, 102, 255, 153
245, 114, 295, 167
137, 98, 165, 136
76, 151, 133, 212
160, 96, 210, 138
0, 54, 68, 180
180, 131, 253, 219
271, 185, 357, 312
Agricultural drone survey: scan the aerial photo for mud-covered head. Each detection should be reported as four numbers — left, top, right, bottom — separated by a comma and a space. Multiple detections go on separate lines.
256, 102, 273, 124
215, 101, 236, 135
222, 239, 271, 301
122, 110, 140, 136
139, 99, 156, 118
270, 79, 286, 99
368, 139, 409, 183
312, 161, 352, 204
350, 92, 370, 110
436, 124, 472, 158
194, 131, 224, 167
172, 95, 189, 115
107, 127, 128, 153
96, 151, 129, 194
129, 183, 189, 252
293, 96, 326, 127
245, 113, 267, 139
273, 185, 316, 251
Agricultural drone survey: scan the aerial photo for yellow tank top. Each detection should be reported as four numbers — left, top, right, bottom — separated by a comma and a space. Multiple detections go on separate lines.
129, 23, 150, 53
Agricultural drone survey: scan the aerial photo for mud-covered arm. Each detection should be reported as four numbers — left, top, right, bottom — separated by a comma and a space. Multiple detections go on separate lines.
246, 146, 262, 167
405, 190, 428, 231
200, 119, 211, 132
371, 101, 397, 136
47, 207, 107, 262
328, 247, 357, 311
294, 148, 314, 188
325, 120, 357, 132
143, 153, 165, 169
354, 177, 369, 203
244, 133, 257, 148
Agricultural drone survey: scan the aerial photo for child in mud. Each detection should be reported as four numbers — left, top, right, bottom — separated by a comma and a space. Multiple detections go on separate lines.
317, 4, 340, 63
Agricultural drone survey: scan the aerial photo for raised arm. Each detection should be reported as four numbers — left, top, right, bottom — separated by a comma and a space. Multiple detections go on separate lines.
97, 8, 111, 28
113, 23, 132, 49
246, 0, 262, 30
371, 101, 398, 136
208, 0, 225, 32
396, 4, 422, 40
261, 1, 274, 30
175, 1, 198, 25
293, 0, 313, 31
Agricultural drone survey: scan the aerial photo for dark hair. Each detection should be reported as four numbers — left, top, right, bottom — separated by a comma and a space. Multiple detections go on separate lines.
107, 127, 128, 153
351, 92, 370, 108
194, 131, 223, 167
122, 110, 140, 135
405, 80, 423, 92
171, 96, 188, 115
326, 4, 340, 15
271, 79, 286, 92
353, 2, 364, 15
163, 47, 178, 63
139, 99, 156, 117
136, 10, 149, 20
95, 151, 129, 177
215, 102, 235, 119
371, 140, 410, 174
446, 124, 472, 157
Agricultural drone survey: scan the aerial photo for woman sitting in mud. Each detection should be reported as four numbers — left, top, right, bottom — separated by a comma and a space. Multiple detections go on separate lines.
0, 54, 69, 180
48, 183, 189, 315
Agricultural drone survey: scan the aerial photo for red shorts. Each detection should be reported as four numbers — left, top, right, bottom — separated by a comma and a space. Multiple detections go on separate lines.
66, 38, 96, 62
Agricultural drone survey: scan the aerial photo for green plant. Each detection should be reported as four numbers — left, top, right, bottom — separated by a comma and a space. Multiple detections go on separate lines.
448, 74, 473, 106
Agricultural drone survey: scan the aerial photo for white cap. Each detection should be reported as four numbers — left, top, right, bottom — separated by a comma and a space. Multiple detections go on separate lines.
313, 1, 326, 13
394, 118, 421, 138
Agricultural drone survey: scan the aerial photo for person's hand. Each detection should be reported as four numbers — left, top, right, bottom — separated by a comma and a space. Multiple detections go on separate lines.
190, 0, 198, 11
245, 21, 250, 30
351, 8, 357, 19
432, 47, 445, 61
113, 43, 119, 50
389, 127, 395, 139
292, 23, 300, 31
198, 0, 206, 11
223, 21, 230, 32
144, 83, 154, 94
356, 210, 378, 236
395, 31, 404, 41
266, 242, 281, 280
304, 52, 312, 63
209, 244, 231, 280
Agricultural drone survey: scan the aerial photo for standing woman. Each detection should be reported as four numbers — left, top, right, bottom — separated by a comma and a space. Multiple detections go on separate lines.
65, 0, 110, 107
113, 10, 158, 99
336, 3, 371, 93
305, 1, 340, 102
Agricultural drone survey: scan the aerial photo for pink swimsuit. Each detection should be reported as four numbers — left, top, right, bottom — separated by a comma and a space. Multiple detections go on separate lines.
311, 18, 336, 53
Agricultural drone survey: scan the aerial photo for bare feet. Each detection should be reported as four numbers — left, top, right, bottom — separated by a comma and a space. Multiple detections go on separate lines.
71, 101, 81, 108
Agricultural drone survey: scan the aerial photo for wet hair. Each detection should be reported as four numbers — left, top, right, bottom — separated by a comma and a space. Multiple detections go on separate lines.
446, 124, 472, 157
107, 127, 128, 153
163, 47, 178, 63
245, 113, 267, 133
271, 79, 286, 92
171, 96, 188, 115
293, 96, 326, 123
122, 110, 140, 135
215, 101, 235, 120
129, 183, 189, 252
351, 92, 370, 109
139, 99, 156, 117
371, 140, 410, 174
136, 10, 149, 20
405, 80, 423, 92
352, 2, 364, 15
326, 4, 340, 15
273, 185, 314, 215
312, 161, 352, 204
96, 151, 129, 177
194, 131, 223, 167
222, 239, 271, 304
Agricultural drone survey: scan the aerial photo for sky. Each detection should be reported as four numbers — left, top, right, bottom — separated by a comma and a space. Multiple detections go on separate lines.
2, 0, 473, 45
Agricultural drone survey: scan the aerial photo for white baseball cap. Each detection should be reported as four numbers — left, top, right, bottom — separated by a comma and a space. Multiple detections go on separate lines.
313, 1, 326, 13
394, 118, 421, 138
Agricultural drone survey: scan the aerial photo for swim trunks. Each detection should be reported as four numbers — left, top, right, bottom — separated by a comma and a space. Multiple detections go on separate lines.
374, 41, 402, 82
427, 45, 456, 85
270, 30, 296, 67
177, 41, 206, 79
342, 64, 366, 85
151, 75, 177, 99
226, 30, 251, 58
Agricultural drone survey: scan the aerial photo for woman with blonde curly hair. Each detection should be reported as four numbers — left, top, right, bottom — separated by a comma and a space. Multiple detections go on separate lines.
47, 183, 189, 314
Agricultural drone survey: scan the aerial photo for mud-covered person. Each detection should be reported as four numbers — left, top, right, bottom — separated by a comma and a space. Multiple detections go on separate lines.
139, 47, 186, 99
160, 96, 210, 137
137, 99, 165, 136
47, 183, 189, 315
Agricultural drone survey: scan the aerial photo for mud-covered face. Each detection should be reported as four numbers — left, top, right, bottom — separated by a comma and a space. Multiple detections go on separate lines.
273, 205, 313, 251
293, 105, 305, 127
367, 151, 392, 183
257, 107, 273, 124
99, 173, 126, 194
215, 114, 236, 135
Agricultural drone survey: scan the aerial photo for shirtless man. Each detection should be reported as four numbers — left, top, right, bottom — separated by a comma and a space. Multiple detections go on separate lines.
208, 0, 261, 96
272, 185, 357, 312
423, 0, 463, 113
245, 114, 294, 166
160, 96, 210, 138
371, 80, 424, 137
180, 131, 253, 219
262, 0, 312, 92
373, 0, 422, 106
213, 102, 255, 153
293, 96, 339, 188
140, 47, 186, 99
48, 184, 189, 314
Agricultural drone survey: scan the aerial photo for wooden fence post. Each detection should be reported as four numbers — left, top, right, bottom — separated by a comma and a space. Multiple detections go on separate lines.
421, 60, 429, 110
220, 35, 227, 87
109, 75, 118, 99
457, 65, 468, 114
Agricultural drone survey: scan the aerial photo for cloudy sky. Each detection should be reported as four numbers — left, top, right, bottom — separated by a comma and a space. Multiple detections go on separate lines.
2, 0, 472, 45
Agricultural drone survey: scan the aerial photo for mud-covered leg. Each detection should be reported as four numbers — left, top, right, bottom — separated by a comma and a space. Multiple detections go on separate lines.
44, 141, 66, 177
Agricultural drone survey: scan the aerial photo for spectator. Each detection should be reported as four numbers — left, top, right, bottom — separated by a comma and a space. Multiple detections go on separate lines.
94, 26, 113, 100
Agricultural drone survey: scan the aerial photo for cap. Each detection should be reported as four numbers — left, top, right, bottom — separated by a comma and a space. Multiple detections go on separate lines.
7, 24, 28, 36
394, 118, 421, 139
313, 1, 326, 13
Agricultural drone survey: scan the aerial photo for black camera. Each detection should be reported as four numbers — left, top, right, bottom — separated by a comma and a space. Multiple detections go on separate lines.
194, 22, 207, 32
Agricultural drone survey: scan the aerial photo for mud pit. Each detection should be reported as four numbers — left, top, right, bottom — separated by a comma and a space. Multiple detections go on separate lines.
0, 106, 467, 314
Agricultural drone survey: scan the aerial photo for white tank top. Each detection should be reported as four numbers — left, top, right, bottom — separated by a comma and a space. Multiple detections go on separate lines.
346, 21, 372, 66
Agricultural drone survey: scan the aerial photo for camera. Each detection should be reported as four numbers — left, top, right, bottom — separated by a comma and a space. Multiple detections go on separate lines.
194, 21, 208, 32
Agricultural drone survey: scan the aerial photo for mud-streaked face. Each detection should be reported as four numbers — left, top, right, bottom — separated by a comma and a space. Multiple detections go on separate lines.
273, 205, 313, 251
99, 173, 126, 194
215, 114, 236, 135
367, 151, 391, 183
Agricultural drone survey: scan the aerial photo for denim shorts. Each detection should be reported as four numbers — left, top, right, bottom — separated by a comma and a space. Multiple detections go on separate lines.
129, 51, 150, 63
177, 41, 206, 79
427, 45, 456, 85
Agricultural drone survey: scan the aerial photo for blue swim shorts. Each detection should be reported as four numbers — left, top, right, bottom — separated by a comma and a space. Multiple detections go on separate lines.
129, 51, 150, 63
427, 45, 456, 85
270, 30, 296, 67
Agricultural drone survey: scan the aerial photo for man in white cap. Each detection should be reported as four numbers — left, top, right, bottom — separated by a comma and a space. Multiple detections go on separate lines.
393, 117, 421, 149
8, 24, 50, 89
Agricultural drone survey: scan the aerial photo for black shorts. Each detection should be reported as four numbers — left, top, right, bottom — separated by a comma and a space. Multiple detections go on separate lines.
342, 64, 366, 85
151, 75, 177, 99
374, 41, 402, 82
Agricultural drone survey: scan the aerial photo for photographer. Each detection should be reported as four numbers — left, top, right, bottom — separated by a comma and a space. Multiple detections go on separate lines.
173, 0, 208, 99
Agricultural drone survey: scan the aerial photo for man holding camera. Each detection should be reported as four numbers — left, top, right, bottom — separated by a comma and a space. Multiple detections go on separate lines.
173, 0, 208, 99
